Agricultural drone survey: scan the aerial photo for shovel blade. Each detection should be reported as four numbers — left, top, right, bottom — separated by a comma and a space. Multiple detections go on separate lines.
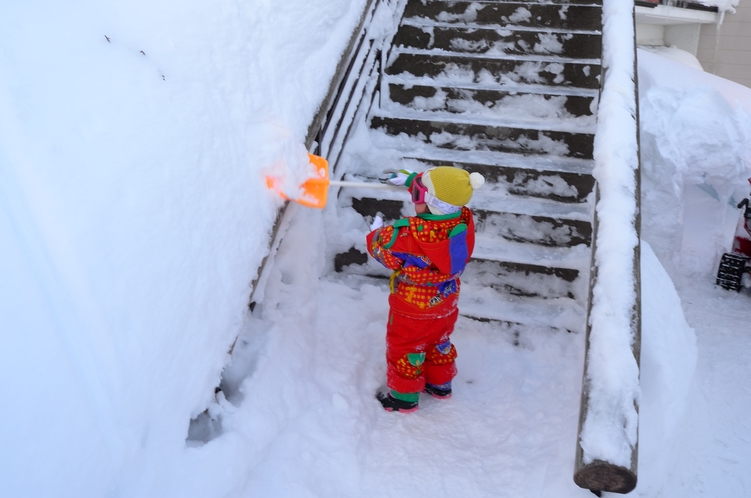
265, 153, 331, 209
296, 153, 330, 209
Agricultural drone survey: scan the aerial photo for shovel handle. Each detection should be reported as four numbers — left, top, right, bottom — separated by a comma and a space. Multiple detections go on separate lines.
328, 180, 404, 191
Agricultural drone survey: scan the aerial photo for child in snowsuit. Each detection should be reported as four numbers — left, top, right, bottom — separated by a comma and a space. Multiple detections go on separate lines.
366, 166, 485, 412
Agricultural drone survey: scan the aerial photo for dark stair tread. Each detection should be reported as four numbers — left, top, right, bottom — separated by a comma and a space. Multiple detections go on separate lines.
402, 1, 603, 32
370, 115, 595, 160
375, 103, 597, 133
344, 186, 592, 220
397, 157, 595, 202
382, 76, 600, 97
458, 290, 585, 333
414, 0, 602, 7
474, 212, 592, 247
334, 241, 584, 284
346, 193, 592, 247
385, 83, 597, 120
386, 52, 601, 90
329, 272, 584, 335
396, 148, 595, 175
394, 24, 603, 59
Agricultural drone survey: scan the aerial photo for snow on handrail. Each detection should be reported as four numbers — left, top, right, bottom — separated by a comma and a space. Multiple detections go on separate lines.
574, 0, 642, 493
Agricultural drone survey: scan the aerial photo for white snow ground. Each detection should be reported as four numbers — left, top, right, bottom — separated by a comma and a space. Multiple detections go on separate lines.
1, 2, 751, 497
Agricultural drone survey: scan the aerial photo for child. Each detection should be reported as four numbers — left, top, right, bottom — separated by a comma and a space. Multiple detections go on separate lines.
366, 166, 485, 412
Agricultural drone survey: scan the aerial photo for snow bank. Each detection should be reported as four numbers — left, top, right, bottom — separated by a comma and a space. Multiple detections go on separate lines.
635, 241, 697, 496
0, 0, 366, 495
638, 48, 751, 277
639, 45, 704, 71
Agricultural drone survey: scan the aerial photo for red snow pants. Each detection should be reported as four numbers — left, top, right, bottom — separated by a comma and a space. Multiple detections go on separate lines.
385, 307, 459, 394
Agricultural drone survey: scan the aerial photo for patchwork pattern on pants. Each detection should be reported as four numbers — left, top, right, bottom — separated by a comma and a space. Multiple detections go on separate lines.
395, 352, 426, 379
427, 340, 457, 365
385, 308, 459, 394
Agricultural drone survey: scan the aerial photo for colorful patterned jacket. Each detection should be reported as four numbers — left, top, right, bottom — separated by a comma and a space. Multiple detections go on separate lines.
366, 206, 475, 319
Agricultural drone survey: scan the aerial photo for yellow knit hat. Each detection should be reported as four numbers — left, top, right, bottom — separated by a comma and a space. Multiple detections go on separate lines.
421, 166, 485, 215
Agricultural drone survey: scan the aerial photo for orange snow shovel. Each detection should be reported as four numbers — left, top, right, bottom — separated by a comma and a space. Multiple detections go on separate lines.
266, 153, 403, 209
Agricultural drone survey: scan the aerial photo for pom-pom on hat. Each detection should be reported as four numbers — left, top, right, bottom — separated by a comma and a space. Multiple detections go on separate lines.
421, 166, 485, 215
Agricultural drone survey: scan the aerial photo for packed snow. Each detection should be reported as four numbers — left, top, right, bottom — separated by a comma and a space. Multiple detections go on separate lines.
1, 1, 751, 498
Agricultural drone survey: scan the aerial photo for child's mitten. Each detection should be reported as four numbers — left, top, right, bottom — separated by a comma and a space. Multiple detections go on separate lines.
382, 168, 417, 188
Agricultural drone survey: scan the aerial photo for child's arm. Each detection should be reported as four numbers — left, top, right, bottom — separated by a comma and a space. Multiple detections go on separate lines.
366, 225, 404, 271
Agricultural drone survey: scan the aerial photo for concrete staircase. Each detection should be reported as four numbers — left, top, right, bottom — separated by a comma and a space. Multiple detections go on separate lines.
333, 0, 602, 338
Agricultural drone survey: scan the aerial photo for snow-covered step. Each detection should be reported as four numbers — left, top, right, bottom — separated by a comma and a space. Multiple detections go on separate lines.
374, 102, 597, 133
401, 1, 603, 32
370, 116, 595, 160
342, 192, 591, 248
392, 46, 601, 66
455, 0, 601, 5
396, 148, 595, 176
384, 76, 600, 98
474, 210, 591, 247
394, 25, 602, 59
473, 233, 591, 269
458, 290, 586, 334
401, 157, 595, 203
400, 18, 602, 46
385, 52, 601, 90
462, 257, 579, 299
470, 192, 591, 219
330, 272, 586, 335
413, 0, 602, 8
332, 245, 583, 301
402, 19, 602, 37
383, 83, 598, 122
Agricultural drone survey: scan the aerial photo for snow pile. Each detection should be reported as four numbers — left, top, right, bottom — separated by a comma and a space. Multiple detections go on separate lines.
634, 47, 751, 497
639, 45, 704, 71
637, 241, 697, 497
638, 48, 751, 276
0, 0, 366, 495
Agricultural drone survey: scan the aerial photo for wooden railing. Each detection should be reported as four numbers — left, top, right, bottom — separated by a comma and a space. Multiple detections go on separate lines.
573, 0, 643, 494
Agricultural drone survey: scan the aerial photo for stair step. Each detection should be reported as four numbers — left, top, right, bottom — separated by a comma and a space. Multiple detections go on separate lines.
370, 115, 595, 159
376, 101, 597, 133
385, 83, 596, 120
464, 257, 580, 299
344, 184, 592, 221
458, 290, 586, 334
386, 52, 601, 90
337, 148, 594, 193
402, 1, 603, 32
400, 157, 595, 202
331, 273, 584, 336
345, 193, 591, 247
412, 0, 602, 8
332, 246, 581, 300
394, 24, 602, 59
397, 148, 595, 175
473, 233, 591, 267
474, 211, 591, 247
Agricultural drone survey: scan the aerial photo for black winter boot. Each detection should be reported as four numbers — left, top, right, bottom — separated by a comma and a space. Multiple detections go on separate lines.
376, 391, 419, 413
424, 382, 452, 399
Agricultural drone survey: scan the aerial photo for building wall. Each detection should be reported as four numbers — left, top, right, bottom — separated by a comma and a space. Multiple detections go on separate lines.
697, 2, 751, 88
